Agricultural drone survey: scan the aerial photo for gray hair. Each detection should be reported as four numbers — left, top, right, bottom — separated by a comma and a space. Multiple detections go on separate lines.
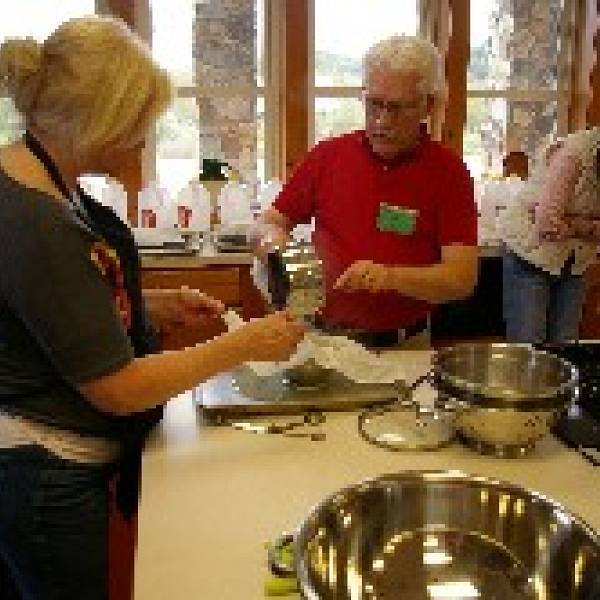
363, 35, 442, 96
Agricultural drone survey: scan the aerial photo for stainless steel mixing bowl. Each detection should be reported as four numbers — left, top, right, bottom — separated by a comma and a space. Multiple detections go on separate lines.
294, 471, 600, 599
432, 344, 579, 457
266, 240, 324, 319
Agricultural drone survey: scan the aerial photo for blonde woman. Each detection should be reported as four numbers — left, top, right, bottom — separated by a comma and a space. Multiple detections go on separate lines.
0, 16, 304, 599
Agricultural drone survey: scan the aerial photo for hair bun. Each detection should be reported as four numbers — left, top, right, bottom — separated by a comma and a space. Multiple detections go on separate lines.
0, 37, 43, 115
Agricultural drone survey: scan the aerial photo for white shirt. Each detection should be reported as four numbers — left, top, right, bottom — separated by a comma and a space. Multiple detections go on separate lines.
500, 128, 600, 276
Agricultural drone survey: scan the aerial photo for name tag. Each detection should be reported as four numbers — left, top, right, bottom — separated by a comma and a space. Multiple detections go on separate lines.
376, 203, 418, 235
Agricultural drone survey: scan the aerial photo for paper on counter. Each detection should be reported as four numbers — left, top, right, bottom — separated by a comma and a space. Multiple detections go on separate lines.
222, 310, 413, 383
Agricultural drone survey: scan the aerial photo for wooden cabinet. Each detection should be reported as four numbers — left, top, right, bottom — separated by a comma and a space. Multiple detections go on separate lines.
141, 263, 267, 350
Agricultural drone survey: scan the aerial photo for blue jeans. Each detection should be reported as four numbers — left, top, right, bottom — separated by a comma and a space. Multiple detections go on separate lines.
0, 446, 110, 600
502, 249, 586, 343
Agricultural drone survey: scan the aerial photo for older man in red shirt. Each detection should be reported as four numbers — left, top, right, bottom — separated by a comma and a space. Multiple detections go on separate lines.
256, 35, 478, 348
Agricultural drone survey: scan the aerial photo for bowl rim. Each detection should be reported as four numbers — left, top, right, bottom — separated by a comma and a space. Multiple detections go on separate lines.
293, 468, 600, 600
433, 343, 579, 407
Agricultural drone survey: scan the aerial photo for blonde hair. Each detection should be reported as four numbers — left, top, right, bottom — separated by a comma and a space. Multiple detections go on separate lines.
0, 15, 173, 159
363, 35, 442, 96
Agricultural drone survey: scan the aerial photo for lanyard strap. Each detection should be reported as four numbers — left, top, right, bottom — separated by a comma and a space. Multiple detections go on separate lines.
24, 130, 73, 201
24, 130, 90, 223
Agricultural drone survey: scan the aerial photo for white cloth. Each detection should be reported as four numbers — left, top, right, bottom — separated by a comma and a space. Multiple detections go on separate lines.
222, 310, 413, 383
218, 183, 254, 225
251, 257, 270, 303
257, 180, 283, 211
0, 411, 120, 464
100, 180, 129, 224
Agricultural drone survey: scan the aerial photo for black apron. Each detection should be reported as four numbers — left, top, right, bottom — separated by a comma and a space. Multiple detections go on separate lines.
23, 131, 163, 519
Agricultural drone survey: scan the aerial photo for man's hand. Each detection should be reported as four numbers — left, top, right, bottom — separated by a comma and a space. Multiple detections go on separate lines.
334, 260, 392, 292
250, 208, 294, 262
248, 222, 290, 262
334, 245, 478, 304
143, 287, 225, 334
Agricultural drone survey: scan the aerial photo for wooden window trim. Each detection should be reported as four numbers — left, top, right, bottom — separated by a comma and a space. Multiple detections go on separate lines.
568, 0, 598, 131
283, 0, 310, 179
586, 0, 600, 126
96, 0, 148, 224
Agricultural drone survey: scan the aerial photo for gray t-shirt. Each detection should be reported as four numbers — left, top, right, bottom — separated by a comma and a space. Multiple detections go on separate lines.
0, 165, 135, 434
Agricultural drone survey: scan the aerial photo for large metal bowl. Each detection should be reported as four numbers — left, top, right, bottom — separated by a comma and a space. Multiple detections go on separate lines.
295, 471, 600, 599
433, 344, 579, 457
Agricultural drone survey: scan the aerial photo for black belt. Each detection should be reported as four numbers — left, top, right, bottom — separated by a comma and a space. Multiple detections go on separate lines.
317, 318, 429, 348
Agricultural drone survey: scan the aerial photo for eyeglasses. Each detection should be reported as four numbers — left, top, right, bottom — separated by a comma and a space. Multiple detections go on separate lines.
363, 95, 423, 119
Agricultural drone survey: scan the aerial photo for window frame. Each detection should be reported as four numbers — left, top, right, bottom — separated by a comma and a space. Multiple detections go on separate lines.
142, 0, 280, 191
463, 0, 572, 180
308, 0, 421, 146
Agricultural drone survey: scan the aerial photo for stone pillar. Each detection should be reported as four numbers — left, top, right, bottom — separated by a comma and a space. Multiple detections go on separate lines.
194, 0, 258, 184
496, 0, 563, 159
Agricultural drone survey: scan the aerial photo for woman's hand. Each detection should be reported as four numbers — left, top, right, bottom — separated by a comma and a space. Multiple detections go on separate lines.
231, 311, 306, 363
143, 287, 225, 334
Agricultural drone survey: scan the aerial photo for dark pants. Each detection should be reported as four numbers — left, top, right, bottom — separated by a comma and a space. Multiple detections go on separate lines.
502, 249, 585, 343
0, 446, 110, 600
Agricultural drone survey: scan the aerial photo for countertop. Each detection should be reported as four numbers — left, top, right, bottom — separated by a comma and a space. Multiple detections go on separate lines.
140, 252, 254, 268
139, 246, 502, 270
133, 351, 598, 599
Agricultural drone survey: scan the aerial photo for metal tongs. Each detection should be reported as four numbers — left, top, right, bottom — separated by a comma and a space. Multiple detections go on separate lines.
230, 412, 326, 441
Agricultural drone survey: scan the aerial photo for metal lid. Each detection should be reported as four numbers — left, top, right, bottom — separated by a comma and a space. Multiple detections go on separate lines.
358, 404, 455, 451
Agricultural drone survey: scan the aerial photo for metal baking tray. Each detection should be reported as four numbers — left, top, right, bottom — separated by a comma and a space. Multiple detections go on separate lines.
138, 247, 199, 256
196, 366, 404, 423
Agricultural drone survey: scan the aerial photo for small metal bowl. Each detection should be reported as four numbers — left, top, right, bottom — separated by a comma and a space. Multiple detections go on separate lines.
266, 240, 324, 319
433, 344, 579, 457
294, 470, 600, 599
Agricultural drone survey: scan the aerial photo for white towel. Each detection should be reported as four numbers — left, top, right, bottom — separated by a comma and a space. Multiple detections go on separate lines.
222, 310, 412, 383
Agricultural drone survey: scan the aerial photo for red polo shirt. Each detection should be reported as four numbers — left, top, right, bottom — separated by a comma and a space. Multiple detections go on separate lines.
273, 130, 477, 331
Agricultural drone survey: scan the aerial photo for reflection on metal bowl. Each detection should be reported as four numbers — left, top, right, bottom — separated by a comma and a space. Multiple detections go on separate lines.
295, 471, 600, 599
266, 240, 324, 319
283, 358, 333, 390
433, 344, 579, 457
453, 407, 559, 457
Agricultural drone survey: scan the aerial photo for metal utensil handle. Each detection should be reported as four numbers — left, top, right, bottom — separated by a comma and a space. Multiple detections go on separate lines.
408, 370, 435, 393
393, 369, 435, 416
267, 533, 296, 578
579, 446, 600, 467
229, 411, 326, 437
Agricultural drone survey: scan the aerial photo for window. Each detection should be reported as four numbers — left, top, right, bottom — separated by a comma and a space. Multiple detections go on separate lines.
0, 1, 96, 146
0, 1, 110, 198
464, 0, 567, 180
312, 0, 418, 143
149, 0, 267, 199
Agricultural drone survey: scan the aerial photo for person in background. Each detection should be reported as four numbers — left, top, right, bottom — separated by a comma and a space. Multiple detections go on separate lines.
252, 35, 478, 351
501, 127, 600, 343
0, 16, 304, 600
503, 150, 529, 180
